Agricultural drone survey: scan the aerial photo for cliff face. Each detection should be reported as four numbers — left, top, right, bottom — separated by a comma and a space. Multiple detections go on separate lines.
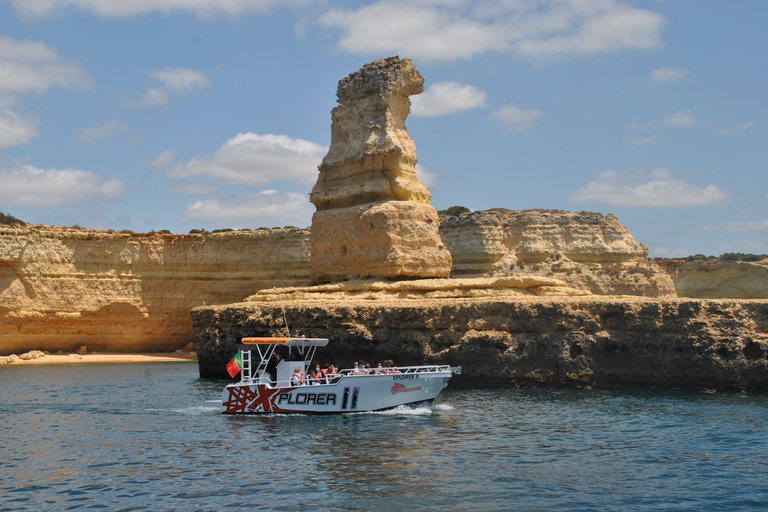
192, 297, 768, 392
0, 225, 310, 355
440, 210, 675, 297
0, 209, 676, 355
655, 259, 768, 299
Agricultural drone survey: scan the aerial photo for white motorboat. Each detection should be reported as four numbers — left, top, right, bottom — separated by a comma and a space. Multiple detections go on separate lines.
212, 337, 460, 414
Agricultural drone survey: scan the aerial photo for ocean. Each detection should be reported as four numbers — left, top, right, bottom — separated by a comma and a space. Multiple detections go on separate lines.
1, 363, 767, 511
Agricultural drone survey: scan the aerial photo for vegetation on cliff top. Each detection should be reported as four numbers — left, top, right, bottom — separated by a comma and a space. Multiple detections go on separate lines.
0, 212, 25, 226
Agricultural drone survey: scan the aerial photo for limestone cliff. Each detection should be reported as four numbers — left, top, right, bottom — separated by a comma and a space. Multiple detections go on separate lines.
656, 259, 768, 299
192, 297, 768, 392
0, 224, 310, 355
440, 209, 675, 297
309, 56, 452, 282
0, 209, 676, 356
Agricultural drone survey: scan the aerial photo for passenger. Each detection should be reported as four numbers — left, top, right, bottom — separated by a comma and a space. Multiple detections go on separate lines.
320, 365, 336, 384
309, 368, 322, 385
316, 365, 328, 384
354, 362, 366, 375
376, 363, 383, 374
290, 367, 303, 386
266, 349, 283, 384
364, 363, 374, 375
384, 359, 400, 374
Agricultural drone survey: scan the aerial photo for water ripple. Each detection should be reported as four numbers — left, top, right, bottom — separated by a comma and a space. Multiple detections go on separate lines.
1, 365, 767, 511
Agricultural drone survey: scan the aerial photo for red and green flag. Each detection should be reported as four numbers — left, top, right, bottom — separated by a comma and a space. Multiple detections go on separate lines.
227, 352, 242, 378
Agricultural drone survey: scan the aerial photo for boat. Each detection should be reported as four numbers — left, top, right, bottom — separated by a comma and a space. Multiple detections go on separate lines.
211, 337, 461, 414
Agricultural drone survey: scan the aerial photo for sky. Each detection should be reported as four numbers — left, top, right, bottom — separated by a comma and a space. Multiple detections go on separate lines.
0, 0, 765, 258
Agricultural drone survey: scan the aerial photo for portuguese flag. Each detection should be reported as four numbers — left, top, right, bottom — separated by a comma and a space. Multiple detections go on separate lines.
227, 352, 242, 378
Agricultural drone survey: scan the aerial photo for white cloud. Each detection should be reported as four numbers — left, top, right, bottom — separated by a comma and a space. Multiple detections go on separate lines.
570, 167, 734, 207
622, 135, 659, 146
0, 165, 126, 207
411, 81, 487, 118
8, 0, 308, 20
415, 164, 437, 188
662, 109, 696, 128
699, 219, 768, 234
163, 132, 326, 186
490, 104, 543, 133
181, 190, 314, 227
319, 0, 666, 65
151, 148, 178, 170
73, 118, 129, 143
0, 35, 92, 98
649, 67, 688, 85
169, 184, 217, 195
711, 120, 756, 134
320, 2, 509, 61
513, 2, 666, 64
0, 110, 40, 149
632, 110, 745, 134
0, 36, 90, 148
138, 68, 212, 107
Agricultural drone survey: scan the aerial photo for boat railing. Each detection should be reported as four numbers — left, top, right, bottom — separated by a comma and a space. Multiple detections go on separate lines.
236, 364, 460, 387
338, 364, 454, 376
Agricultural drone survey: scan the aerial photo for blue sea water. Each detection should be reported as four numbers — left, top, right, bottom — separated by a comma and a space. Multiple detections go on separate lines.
1, 363, 767, 511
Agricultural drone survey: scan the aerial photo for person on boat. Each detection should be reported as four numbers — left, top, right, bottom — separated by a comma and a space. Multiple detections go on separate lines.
324, 365, 339, 383
290, 367, 304, 386
266, 350, 282, 384
354, 362, 366, 375
308, 368, 322, 385
383, 359, 399, 374
317, 365, 329, 384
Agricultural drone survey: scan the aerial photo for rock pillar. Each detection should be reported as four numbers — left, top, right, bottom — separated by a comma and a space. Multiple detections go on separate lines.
309, 56, 452, 283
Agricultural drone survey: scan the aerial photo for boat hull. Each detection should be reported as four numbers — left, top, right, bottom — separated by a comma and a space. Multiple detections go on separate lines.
221, 371, 452, 414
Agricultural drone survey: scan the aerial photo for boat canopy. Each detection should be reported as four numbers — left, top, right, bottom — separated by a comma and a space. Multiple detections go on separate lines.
241, 337, 329, 348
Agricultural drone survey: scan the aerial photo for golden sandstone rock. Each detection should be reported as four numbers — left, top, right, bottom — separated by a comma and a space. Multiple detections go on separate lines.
309, 56, 452, 283
440, 209, 676, 297
664, 259, 768, 299
0, 209, 674, 356
0, 224, 310, 355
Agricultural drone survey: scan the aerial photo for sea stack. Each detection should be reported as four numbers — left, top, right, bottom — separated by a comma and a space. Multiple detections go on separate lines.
309, 56, 452, 283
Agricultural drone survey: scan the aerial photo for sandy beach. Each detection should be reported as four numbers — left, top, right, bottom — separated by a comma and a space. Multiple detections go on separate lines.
1, 352, 197, 366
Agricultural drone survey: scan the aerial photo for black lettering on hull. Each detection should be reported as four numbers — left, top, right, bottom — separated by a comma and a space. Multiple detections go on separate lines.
277, 392, 337, 407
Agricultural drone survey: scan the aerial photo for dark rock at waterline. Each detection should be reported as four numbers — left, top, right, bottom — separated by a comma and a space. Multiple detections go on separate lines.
192, 297, 768, 392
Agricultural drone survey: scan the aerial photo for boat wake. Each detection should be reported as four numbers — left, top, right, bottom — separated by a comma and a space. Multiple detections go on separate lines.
366, 402, 441, 416
147, 405, 220, 416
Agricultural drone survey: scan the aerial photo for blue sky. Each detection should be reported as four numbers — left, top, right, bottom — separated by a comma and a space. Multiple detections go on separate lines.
0, 0, 765, 258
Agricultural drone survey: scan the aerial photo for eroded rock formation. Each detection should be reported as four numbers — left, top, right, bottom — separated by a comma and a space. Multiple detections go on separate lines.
0, 224, 310, 355
0, 210, 677, 356
440, 209, 676, 297
309, 56, 452, 283
655, 259, 768, 299
192, 297, 768, 392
